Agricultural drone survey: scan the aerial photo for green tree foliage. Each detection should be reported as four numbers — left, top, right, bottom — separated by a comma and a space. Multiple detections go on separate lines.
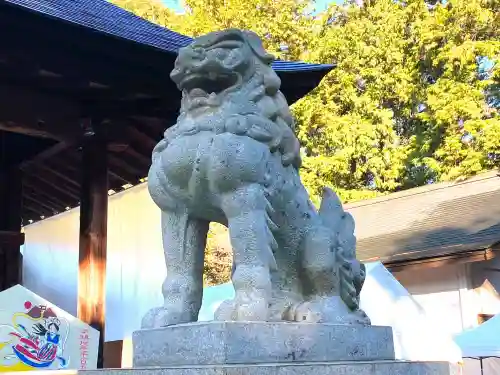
297, 0, 500, 202
111, 0, 183, 26
179, 0, 315, 60
203, 223, 232, 286
112, 0, 499, 283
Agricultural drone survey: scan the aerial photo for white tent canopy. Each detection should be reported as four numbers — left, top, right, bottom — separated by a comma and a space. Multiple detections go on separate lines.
455, 314, 500, 375
455, 313, 500, 358
360, 262, 462, 363
199, 262, 462, 363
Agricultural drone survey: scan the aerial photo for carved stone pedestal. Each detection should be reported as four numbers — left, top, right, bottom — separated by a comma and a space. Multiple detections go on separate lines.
133, 322, 395, 367
127, 322, 459, 375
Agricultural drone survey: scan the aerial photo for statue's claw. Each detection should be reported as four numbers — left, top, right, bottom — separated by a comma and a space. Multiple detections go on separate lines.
141, 306, 195, 328
288, 297, 371, 325
214, 292, 269, 321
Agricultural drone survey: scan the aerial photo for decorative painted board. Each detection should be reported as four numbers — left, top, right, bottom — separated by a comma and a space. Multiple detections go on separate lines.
0, 284, 99, 371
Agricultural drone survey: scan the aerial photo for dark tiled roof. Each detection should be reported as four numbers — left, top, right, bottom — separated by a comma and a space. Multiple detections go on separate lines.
4, 0, 332, 73
346, 172, 500, 263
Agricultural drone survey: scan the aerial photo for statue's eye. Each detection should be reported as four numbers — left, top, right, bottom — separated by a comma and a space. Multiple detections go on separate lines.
224, 49, 243, 66
211, 48, 229, 60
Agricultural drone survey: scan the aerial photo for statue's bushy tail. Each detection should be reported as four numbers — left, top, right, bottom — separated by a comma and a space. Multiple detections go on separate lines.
318, 187, 364, 311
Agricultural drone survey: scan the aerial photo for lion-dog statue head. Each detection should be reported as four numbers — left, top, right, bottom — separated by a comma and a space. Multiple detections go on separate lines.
168, 29, 301, 168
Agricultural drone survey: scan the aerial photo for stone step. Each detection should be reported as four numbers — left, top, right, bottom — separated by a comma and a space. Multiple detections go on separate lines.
14, 361, 459, 375
133, 322, 395, 367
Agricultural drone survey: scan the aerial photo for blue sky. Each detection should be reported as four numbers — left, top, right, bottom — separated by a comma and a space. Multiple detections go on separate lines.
162, 0, 334, 14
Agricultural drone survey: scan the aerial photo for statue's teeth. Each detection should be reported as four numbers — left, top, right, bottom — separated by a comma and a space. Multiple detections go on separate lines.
190, 88, 208, 97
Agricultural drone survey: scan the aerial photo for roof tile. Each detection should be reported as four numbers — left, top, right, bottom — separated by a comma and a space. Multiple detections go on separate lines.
347, 172, 500, 262
4, 0, 332, 72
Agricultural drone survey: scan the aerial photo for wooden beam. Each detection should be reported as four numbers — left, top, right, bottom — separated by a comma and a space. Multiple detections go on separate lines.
0, 2, 178, 94
20, 141, 72, 170
125, 124, 158, 152
108, 170, 132, 186
22, 206, 43, 222
0, 85, 80, 141
0, 231, 25, 246
78, 123, 108, 369
108, 154, 143, 182
23, 194, 60, 215
0, 168, 23, 291
37, 164, 81, 189
28, 173, 80, 201
0, 32, 174, 104
22, 200, 51, 218
69, 148, 140, 185
23, 183, 71, 210
131, 116, 169, 134
386, 248, 496, 273
123, 147, 151, 169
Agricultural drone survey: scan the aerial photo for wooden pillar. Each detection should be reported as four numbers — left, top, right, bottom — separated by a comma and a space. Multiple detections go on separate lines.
0, 168, 24, 291
77, 120, 108, 369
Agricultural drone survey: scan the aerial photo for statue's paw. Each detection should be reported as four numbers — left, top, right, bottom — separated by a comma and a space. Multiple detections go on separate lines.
141, 307, 165, 328
214, 296, 269, 321
214, 300, 236, 321
290, 297, 370, 325
233, 296, 269, 321
141, 306, 194, 328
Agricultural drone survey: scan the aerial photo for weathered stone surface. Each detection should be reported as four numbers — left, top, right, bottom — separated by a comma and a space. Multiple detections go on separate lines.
143, 28, 369, 328
132, 322, 394, 367
81, 361, 458, 375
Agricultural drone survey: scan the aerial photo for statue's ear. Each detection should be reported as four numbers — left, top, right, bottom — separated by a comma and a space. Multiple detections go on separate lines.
242, 30, 275, 65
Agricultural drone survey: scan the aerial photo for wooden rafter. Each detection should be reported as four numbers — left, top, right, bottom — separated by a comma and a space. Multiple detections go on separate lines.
36, 164, 80, 189
124, 123, 158, 153
23, 206, 44, 221
0, 85, 80, 141
23, 194, 59, 214
20, 141, 72, 170
108, 170, 132, 186
32, 171, 80, 198
23, 184, 69, 210
24, 174, 79, 202
107, 154, 143, 182
123, 147, 152, 169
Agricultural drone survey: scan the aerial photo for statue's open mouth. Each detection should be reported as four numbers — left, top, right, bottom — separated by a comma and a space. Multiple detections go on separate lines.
180, 72, 238, 100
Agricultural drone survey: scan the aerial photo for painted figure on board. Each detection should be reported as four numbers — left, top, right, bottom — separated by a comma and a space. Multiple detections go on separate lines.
0, 300, 69, 371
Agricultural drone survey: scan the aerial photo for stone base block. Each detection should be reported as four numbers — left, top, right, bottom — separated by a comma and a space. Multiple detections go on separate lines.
132, 322, 395, 367
77, 361, 459, 375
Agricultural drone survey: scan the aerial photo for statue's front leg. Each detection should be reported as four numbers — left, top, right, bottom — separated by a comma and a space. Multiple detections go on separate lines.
214, 184, 274, 321
142, 210, 209, 328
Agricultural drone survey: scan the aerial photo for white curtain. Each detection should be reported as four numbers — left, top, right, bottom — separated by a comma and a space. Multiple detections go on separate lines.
22, 183, 166, 342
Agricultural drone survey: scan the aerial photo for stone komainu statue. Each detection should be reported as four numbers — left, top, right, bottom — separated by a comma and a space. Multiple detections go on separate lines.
142, 29, 369, 328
